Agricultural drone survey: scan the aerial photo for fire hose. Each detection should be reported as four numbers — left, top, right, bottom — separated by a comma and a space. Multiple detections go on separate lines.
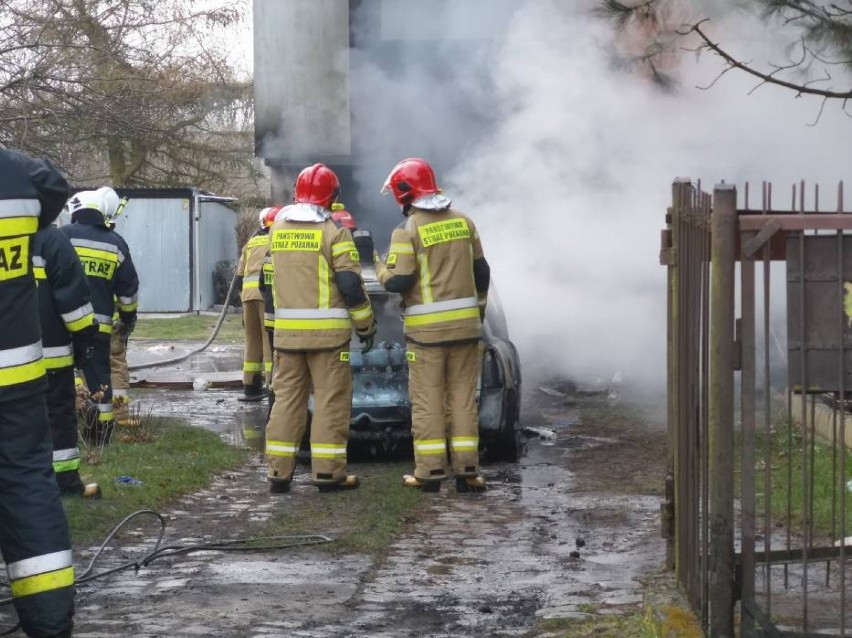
126, 265, 240, 372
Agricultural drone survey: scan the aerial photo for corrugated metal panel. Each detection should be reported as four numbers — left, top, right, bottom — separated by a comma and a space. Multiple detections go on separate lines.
112, 198, 191, 312
195, 201, 238, 310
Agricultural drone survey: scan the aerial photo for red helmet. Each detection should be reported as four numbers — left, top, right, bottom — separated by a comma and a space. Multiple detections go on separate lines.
263, 205, 283, 228
381, 158, 439, 206
331, 208, 357, 230
294, 163, 339, 208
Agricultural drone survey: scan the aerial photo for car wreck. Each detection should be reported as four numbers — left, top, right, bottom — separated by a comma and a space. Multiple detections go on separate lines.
310, 232, 524, 462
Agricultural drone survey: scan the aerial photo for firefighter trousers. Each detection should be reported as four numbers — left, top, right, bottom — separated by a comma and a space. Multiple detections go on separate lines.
242, 300, 272, 387
80, 336, 114, 444
110, 329, 129, 422
407, 341, 481, 481
0, 392, 75, 637
266, 347, 351, 484
46, 367, 84, 495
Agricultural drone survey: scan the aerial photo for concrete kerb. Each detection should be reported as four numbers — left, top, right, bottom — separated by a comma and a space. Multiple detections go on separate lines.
641, 569, 704, 637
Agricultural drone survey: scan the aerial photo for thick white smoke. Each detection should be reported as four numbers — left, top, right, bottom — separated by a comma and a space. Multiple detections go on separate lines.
434, 1, 851, 388
340, 1, 850, 389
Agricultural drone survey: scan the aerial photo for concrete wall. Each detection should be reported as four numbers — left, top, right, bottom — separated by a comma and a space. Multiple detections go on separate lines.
254, 0, 351, 162
791, 394, 852, 450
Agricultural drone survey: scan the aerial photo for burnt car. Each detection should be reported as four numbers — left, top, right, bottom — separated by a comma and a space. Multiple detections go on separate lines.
335, 233, 523, 462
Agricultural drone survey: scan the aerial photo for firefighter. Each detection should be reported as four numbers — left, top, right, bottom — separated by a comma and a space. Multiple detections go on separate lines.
32, 221, 102, 498
266, 163, 376, 493
0, 149, 75, 637
61, 187, 139, 445
258, 205, 283, 415
105, 208, 133, 425
236, 208, 274, 400
375, 158, 491, 493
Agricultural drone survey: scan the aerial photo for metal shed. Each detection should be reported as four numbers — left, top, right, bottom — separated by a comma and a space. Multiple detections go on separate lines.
78, 188, 239, 313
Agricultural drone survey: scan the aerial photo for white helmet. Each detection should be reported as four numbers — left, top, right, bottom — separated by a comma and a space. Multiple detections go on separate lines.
67, 186, 121, 224
258, 207, 272, 229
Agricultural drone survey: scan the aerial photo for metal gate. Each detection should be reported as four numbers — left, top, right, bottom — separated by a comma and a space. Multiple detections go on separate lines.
663, 179, 850, 637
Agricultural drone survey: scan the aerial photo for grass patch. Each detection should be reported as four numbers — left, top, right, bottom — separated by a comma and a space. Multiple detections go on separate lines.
761, 425, 852, 538
64, 417, 248, 545
259, 462, 424, 556
528, 609, 655, 638
132, 313, 244, 342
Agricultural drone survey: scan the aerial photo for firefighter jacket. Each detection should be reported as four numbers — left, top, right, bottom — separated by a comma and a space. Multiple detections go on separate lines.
376, 206, 490, 345
61, 217, 139, 336
260, 254, 274, 330
270, 203, 374, 351
0, 150, 69, 401
32, 227, 96, 370
237, 228, 270, 303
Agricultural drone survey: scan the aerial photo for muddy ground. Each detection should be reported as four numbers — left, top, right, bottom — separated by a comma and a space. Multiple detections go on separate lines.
1, 372, 669, 637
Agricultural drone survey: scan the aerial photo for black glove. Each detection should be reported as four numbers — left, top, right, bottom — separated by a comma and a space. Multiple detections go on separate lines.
72, 322, 98, 369
358, 320, 377, 353
116, 315, 136, 337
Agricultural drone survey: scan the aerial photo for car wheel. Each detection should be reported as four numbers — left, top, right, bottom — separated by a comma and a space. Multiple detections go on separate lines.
488, 391, 523, 463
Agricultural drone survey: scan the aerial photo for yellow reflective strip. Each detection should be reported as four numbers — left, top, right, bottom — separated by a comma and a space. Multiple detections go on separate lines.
0, 236, 29, 281
74, 246, 118, 262
43, 355, 74, 370
266, 440, 297, 457
274, 318, 351, 330
243, 281, 260, 289
10, 566, 74, 598
264, 361, 273, 372
33, 267, 46, 280
98, 322, 112, 334
0, 359, 45, 387
418, 254, 433, 304
66, 313, 95, 332
318, 256, 330, 309
331, 241, 357, 256
414, 439, 447, 455
0, 217, 38, 236
404, 307, 480, 328
53, 458, 81, 473
311, 443, 348, 458
450, 437, 479, 449
248, 235, 269, 248
97, 411, 114, 422
348, 304, 373, 321
243, 362, 262, 372
390, 242, 414, 254
116, 301, 138, 311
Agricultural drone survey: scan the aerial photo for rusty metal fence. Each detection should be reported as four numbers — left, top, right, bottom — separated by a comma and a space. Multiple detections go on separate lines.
663, 179, 850, 637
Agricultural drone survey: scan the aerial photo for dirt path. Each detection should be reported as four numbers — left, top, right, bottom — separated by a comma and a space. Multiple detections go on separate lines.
1, 387, 668, 637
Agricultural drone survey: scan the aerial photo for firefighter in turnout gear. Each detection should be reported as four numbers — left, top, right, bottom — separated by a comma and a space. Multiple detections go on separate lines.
105, 206, 133, 424
237, 208, 275, 400
376, 158, 491, 493
266, 164, 376, 493
0, 149, 75, 638
61, 188, 139, 444
33, 224, 102, 498
259, 206, 283, 414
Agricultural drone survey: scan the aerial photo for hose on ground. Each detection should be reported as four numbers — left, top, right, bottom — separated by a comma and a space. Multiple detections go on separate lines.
0, 508, 332, 613
127, 264, 241, 372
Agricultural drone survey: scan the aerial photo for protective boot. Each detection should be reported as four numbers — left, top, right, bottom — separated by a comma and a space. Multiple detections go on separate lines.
456, 475, 487, 493
402, 474, 441, 493
239, 373, 268, 402
315, 475, 359, 493
269, 478, 291, 494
